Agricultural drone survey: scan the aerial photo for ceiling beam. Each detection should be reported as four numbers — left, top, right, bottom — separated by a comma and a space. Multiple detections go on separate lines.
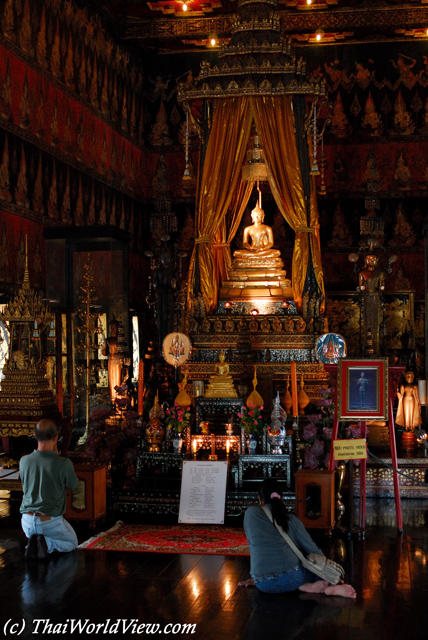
117, 5, 428, 42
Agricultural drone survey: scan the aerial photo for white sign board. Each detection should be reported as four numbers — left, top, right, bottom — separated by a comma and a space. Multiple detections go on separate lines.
178, 461, 228, 524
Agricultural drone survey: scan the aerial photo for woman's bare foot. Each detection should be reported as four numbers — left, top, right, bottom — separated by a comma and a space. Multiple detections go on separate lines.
238, 578, 255, 588
324, 584, 356, 599
298, 580, 329, 594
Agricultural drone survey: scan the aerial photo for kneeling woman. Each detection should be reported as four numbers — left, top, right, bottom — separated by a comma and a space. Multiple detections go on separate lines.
239, 479, 356, 598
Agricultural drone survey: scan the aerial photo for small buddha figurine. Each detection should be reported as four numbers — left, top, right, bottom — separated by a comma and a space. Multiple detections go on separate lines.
204, 350, 238, 398
234, 200, 281, 260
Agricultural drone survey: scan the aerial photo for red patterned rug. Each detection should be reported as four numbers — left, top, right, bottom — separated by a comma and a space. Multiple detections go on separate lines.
80, 521, 250, 555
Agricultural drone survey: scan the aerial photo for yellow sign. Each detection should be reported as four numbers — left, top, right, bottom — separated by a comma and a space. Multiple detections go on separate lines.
333, 439, 367, 460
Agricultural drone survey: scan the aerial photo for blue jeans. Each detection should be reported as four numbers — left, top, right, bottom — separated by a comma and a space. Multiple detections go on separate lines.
255, 565, 321, 594
21, 513, 78, 554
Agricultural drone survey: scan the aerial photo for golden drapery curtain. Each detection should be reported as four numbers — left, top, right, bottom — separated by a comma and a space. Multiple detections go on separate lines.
213, 180, 254, 285
188, 98, 252, 312
190, 95, 324, 314
250, 95, 325, 312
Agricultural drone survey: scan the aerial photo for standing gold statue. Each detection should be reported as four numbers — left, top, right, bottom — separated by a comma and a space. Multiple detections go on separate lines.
396, 370, 422, 432
357, 252, 396, 356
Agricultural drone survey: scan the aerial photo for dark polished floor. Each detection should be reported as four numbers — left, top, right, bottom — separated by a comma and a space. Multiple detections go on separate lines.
1, 494, 428, 640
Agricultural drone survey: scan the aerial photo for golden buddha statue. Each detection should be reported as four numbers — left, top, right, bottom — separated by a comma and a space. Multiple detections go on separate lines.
219, 190, 292, 302
204, 350, 238, 398
234, 203, 281, 260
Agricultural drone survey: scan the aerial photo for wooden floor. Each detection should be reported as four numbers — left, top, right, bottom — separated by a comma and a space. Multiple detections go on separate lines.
1, 494, 428, 640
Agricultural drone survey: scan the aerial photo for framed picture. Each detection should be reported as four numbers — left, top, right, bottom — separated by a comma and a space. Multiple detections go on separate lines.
338, 359, 388, 421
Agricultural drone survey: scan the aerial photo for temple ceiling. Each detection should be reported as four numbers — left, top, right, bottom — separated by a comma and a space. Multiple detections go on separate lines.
89, 1, 428, 52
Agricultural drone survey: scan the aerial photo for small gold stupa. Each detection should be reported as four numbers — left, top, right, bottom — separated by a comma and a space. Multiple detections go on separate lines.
246, 368, 264, 408
175, 371, 192, 407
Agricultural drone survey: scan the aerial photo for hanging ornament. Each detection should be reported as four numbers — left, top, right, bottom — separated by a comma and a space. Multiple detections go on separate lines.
318, 135, 326, 195
182, 107, 192, 181
311, 100, 320, 175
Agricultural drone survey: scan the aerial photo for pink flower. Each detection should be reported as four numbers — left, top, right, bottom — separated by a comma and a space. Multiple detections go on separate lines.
323, 426, 333, 439
347, 425, 361, 438
317, 397, 332, 407
302, 422, 318, 441
311, 440, 325, 457
305, 413, 323, 422
178, 417, 183, 422
303, 449, 319, 470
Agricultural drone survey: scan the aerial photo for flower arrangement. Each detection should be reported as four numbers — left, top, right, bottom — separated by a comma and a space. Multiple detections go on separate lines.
302, 387, 362, 470
165, 403, 191, 436
85, 408, 140, 471
238, 403, 266, 437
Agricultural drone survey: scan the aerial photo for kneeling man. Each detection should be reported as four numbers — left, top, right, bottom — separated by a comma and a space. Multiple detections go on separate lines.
20, 419, 79, 560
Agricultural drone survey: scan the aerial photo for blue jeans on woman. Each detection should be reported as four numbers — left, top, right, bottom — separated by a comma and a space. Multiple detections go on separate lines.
255, 565, 320, 594
21, 513, 78, 554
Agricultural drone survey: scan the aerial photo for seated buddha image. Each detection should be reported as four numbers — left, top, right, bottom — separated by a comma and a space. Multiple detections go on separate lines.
219, 190, 292, 302
393, 152, 412, 190
234, 202, 281, 261
204, 350, 238, 398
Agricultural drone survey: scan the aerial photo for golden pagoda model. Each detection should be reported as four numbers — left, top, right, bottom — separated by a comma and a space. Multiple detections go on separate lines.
204, 351, 238, 398
174, 371, 192, 407
0, 239, 60, 437
246, 368, 264, 408
219, 191, 292, 303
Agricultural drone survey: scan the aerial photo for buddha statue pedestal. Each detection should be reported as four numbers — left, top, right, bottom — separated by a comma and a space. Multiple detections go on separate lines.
219, 256, 292, 303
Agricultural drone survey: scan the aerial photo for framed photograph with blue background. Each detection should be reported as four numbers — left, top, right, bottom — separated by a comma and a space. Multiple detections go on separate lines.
338, 359, 388, 421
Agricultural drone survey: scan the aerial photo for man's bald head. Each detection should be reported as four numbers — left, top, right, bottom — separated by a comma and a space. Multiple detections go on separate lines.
35, 419, 59, 442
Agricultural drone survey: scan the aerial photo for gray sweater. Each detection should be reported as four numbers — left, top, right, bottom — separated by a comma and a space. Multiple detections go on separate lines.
243, 505, 323, 582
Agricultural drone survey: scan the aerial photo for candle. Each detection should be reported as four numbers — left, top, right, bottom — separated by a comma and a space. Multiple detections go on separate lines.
192, 439, 197, 453
291, 360, 298, 417
226, 439, 230, 455
211, 433, 216, 457
137, 359, 144, 415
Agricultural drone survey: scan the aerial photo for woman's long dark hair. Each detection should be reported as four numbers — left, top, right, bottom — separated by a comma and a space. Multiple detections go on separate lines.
259, 478, 290, 533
